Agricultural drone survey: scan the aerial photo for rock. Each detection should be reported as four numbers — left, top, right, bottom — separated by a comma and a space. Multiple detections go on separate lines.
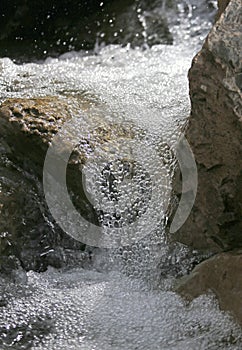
175, 251, 242, 326
0, 95, 132, 159
0, 97, 90, 174
0, 96, 135, 271
169, 0, 242, 252
216, 0, 231, 20
0, 154, 86, 272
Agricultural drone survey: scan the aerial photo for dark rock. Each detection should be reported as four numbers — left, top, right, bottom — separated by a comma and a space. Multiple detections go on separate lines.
169, 0, 242, 252
0, 160, 85, 272
0, 97, 90, 271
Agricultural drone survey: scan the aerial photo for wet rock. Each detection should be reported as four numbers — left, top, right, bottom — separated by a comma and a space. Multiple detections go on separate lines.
0, 96, 135, 271
0, 159, 85, 272
169, 0, 242, 252
175, 251, 242, 326
216, 0, 231, 20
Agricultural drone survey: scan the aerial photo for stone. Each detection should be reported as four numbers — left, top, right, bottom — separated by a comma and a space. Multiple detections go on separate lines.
0, 96, 134, 170
0, 96, 135, 271
216, 0, 231, 21
171, 0, 242, 328
0, 153, 86, 272
175, 251, 242, 326
169, 0, 242, 252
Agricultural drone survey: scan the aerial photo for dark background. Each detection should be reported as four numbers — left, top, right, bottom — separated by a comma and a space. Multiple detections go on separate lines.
0, 0, 173, 61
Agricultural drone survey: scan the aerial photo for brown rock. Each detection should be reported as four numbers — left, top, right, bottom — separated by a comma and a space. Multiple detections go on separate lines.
216, 0, 231, 21
175, 251, 242, 326
0, 96, 134, 177
169, 0, 242, 252
0, 96, 135, 270
0, 97, 91, 271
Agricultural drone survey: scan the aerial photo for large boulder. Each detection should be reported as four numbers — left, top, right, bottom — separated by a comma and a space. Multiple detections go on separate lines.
169, 0, 242, 252
171, 0, 242, 327
0, 97, 86, 272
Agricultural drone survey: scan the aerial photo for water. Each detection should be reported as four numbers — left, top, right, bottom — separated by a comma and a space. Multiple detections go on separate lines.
0, 1, 241, 349
0, 267, 241, 350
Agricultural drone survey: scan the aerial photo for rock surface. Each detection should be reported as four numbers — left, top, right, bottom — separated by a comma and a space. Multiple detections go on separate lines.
171, 0, 242, 328
170, 0, 242, 252
175, 251, 242, 326
0, 96, 135, 271
216, 0, 231, 20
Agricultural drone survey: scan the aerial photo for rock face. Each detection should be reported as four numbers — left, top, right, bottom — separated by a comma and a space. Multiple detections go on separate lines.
171, 0, 242, 328
0, 96, 134, 271
175, 251, 242, 326
170, 0, 242, 252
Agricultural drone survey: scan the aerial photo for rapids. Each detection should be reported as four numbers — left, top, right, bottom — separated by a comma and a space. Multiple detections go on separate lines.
0, 1, 241, 349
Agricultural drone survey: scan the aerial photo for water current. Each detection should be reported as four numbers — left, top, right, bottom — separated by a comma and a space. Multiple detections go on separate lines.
0, 1, 241, 349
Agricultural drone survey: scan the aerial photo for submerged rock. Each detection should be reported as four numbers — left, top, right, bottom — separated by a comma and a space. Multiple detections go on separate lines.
175, 251, 242, 326
0, 96, 136, 271
169, 0, 242, 252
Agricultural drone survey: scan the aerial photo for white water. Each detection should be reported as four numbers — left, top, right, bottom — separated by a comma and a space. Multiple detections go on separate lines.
0, 266, 241, 350
0, 43, 241, 350
0, 3, 242, 348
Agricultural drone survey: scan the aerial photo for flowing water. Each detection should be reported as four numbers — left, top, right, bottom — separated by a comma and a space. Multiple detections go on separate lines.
0, 1, 242, 349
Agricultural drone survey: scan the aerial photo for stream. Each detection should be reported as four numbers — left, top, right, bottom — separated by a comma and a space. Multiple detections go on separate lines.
0, 1, 242, 349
